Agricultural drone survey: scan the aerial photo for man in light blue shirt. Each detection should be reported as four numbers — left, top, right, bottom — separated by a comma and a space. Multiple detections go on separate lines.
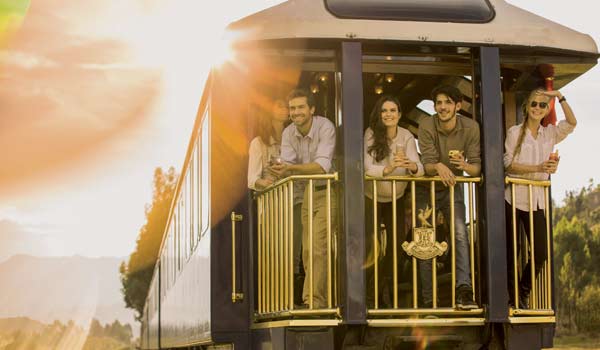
271, 88, 337, 309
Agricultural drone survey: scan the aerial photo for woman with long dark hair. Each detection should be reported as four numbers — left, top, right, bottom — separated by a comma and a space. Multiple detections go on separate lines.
364, 95, 424, 308
504, 89, 577, 309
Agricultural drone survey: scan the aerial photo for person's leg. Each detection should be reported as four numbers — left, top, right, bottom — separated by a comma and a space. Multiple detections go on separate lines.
520, 209, 548, 309
441, 187, 476, 309
533, 210, 548, 275
293, 203, 304, 305
364, 196, 375, 308
415, 185, 434, 307
452, 189, 471, 290
381, 196, 407, 308
505, 201, 518, 307
516, 208, 533, 308
379, 201, 394, 308
302, 189, 337, 309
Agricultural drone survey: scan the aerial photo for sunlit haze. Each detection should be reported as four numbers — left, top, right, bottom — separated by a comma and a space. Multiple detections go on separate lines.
0, 0, 599, 262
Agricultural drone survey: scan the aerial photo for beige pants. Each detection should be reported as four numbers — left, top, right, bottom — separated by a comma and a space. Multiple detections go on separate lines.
301, 187, 338, 308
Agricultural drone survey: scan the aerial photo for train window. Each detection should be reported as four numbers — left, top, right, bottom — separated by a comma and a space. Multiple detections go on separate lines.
178, 198, 183, 271
176, 203, 180, 272
200, 112, 210, 235
194, 140, 200, 242
325, 0, 494, 23
185, 174, 190, 260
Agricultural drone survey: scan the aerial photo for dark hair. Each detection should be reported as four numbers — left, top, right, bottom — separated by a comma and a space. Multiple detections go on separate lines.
367, 95, 402, 162
431, 85, 463, 104
256, 99, 290, 146
287, 88, 316, 109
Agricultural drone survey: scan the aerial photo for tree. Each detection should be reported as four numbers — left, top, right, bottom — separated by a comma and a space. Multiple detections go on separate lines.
553, 180, 600, 333
120, 167, 177, 320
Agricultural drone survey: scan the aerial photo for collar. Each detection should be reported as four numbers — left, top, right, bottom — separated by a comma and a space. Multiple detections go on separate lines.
293, 115, 320, 139
434, 114, 464, 135
525, 123, 545, 138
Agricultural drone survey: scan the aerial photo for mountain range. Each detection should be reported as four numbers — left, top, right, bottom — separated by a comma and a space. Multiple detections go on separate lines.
0, 255, 136, 333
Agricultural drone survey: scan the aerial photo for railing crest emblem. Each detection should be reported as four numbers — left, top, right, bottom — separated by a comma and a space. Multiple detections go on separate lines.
402, 204, 448, 260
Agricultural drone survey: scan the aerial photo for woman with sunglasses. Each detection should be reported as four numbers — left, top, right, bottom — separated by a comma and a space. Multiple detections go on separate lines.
503, 89, 577, 309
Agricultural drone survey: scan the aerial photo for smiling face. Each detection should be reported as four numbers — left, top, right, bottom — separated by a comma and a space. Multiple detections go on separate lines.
272, 99, 289, 123
380, 100, 401, 129
289, 96, 315, 132
434, 93, 462, 123
526, 92, 551, 123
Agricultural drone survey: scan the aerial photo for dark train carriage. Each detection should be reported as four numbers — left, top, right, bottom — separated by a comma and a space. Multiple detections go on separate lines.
141, 0, 598, 349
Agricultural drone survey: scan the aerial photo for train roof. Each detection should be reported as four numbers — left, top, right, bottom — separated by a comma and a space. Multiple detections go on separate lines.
228, 0, 598, 56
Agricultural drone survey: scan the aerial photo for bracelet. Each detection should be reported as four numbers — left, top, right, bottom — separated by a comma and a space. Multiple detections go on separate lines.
558, 96, 567, 103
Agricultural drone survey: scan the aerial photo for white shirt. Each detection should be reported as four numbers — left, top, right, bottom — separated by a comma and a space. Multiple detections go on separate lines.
504, 120, 575, 211
281, 116, 336, 173
364, 127, 424, 202
281, 115, 336, 203
247, 136, 280, 190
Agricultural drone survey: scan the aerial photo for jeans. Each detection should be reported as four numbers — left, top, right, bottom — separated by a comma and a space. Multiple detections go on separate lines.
416, 184, 471, 304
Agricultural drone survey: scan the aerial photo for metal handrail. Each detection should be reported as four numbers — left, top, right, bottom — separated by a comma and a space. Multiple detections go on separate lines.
254, 173, 339, 320
364, 175, 482, 316
505, 176, 554, 316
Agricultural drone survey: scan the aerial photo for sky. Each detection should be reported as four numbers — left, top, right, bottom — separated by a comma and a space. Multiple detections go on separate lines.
0, 0, 599, 261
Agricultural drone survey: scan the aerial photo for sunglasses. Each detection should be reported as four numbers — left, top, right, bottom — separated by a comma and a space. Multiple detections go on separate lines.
530, 101, 548, 108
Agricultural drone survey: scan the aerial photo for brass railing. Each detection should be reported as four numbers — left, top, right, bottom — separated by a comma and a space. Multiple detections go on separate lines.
253, 173, 340, 323
505, 177, 554, 320
364, 175, 484, 324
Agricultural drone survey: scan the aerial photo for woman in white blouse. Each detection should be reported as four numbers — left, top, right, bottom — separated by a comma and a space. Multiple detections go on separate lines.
247, 99, 289, 190
504, 89, 577, 308
364, 95, 424, 307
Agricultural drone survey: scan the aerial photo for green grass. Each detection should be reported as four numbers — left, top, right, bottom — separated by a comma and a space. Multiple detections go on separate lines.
552, 333, 600, 349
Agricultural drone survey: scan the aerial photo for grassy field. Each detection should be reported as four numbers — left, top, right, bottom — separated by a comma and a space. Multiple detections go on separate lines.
552, 333, 600, 349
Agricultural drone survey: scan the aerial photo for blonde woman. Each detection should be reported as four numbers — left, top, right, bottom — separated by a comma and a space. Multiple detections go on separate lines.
504, 89, 577, 308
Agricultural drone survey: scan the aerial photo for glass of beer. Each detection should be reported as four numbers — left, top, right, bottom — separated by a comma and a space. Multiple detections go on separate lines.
549, 150, 559, 161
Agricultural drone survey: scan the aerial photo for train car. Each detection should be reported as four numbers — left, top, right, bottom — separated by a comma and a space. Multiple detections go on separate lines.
140, 0, 598, 349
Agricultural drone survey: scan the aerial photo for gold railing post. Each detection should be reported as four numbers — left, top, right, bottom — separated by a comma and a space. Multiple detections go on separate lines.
279, 186, 284, 311
511, 183, 519, 309
528, 184, 536, 309
262, 194, 267, 313
285, 185, 290, 310
411, 181, 417, 308
308, 179, 314, 309
373, 180, 379, 310
449, 183, 455, 308
392, 180, 398, 309
274, 188, 280, 312
468, 183, 475, 298
327, 179, 332, 309
269, 190, 274, 313
258, 196, 263, 314
288, 181, 295, 310
431, 181, 438, 308
545, 186, 552, 310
